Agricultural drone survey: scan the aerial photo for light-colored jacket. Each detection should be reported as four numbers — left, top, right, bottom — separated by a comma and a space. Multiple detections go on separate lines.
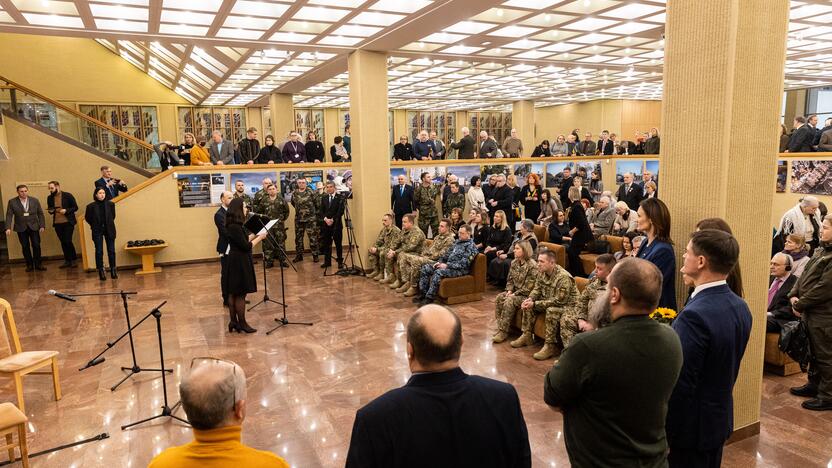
467, 186, 485, 211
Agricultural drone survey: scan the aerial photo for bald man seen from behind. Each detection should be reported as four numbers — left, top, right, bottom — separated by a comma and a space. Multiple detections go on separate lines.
346, 305, 531, 468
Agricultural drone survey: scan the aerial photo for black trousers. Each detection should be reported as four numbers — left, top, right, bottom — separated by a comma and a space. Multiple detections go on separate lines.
92, 232, 116, 270
220, 255, 228, 305
394, 212, 405, 229
567, 239, 587, 277
668, 444, 724, 468
320, 222, 343, 263
806, 313, 832, 401
54, 223, 77, 262
17, 228, 42, 266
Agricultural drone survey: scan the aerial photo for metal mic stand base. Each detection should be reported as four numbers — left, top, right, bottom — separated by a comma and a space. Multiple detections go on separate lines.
266, 316, 314, 335
121, 404, 189, 430
112, 365, 172, 392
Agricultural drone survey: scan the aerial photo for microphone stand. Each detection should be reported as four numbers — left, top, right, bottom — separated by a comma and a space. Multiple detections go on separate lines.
69, 290, 171, 391
121, 301, 189, 430
247, 215, 298, 313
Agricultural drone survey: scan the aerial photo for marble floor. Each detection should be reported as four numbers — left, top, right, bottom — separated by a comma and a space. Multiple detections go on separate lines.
0, 259, 830, 467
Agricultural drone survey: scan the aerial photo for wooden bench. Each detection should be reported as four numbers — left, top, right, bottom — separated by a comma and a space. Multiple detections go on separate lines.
537, 242, 567, 269
579, 235, 623, 274
437, 254, 486, 305
763, 332, 800, 376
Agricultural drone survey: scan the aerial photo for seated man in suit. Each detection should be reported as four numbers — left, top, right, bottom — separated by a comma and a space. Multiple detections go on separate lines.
95, 165, 129, 200
412, 224, 479, 305
346, 304, 531, 468
150, 357, 288, 467
590, 195, 616, 238
766, 252, 799, 333
667, 229, 752, 468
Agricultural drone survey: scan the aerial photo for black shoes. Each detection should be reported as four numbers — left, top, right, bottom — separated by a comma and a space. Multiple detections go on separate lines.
110, 267, 118, 279
412, 294, 425, 303
293, 254, 303, 262
790, 384, 818, 398
25, 265, 33, 272
802, 398, 832, 411
238, 322, 257, 333
417, 296, 434, 306
59, 262, 71, 269
228, 322, 237, 333
280, 260, 290, 268
320, 262, 331, 269
312, 255, 319, 263
34, 264, 46, 271
265, 261, 274, 269
98, 268, 106, 281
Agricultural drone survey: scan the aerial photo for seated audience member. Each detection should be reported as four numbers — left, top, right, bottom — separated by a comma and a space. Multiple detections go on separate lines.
449, 208, 464, 237
774, 196, 822, 255
632, 235, 646, 256
346, 305, 531, 467
330, 136, 350, 162
190, 135, 212, 166
441, 174, 466, 204
483, 210, 513, 264
393, 135, 414, 161
470, 209, 490, 251
238, 127, 261, 164
380, 214, 425, 284
547, 209, 571, 246
153, 141, 181, 171
366, 214, 401, 280
304, 131, 324, 163
149, 358, 288, 468
615, 232, 640, 260
550, 135, 568, 156
395, 219, 455, 295
766, 253, 799, 333
467, 175, 485, 211
531, 140, 551, 157
442, 182, 466, 218
578, 132, 597, 155
510, 249, 581, 360
519, 174, 542, 224
256, 135, 280, 164
644, 127, 661, 154
95, 166, 128, 200
559, 254, 617, 348
613, 201, 638, 235
590, 195, 615, 237
644, 181, 658, 199
493, 241, 538, 343
566, 186, 592, 278
412, 225, 480, 306
783, 233, 811, 277
545, 258, 682, 467
632, 131, 646, 154
565, 134, 579, 155
487, 219, 538, 287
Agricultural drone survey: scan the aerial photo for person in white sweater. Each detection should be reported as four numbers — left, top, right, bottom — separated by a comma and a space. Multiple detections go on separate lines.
466, 175, 485, 213
613, 201, 638, 236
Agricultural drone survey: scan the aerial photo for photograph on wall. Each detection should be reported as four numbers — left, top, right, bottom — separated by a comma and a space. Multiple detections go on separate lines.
776, 160, 787, 193
791, 160, 832, 195
544, 161, 575, 188
229, 171, 278, 198
177, 173, 213, 208
645, 160, 660, 189
445, 166, 482, 188
573, 161, 602, 186
209, 173, 227, 205
390, 167, 408, 187
615, 160, 644, 184
511, 164, 546, 188
409, 166, 447, 186
280, 170, 323, 202
481, 165, 510, 185
325, 168, 353, 198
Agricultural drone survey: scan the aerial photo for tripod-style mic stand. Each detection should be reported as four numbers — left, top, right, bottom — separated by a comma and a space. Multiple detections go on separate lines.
247, 215, 297, 312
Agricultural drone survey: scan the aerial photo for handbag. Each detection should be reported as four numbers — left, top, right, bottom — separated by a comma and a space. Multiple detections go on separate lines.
779, 319, 811, 372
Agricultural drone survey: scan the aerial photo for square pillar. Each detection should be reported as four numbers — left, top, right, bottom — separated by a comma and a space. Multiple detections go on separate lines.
268, 93, 294, 141
512, 100, 535, 156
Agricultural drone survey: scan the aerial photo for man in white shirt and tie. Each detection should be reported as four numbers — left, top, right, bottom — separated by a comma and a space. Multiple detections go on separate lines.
391, 174, 415, 229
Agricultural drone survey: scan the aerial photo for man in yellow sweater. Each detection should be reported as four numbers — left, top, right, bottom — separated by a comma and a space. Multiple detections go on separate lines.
149, 358, 288, 467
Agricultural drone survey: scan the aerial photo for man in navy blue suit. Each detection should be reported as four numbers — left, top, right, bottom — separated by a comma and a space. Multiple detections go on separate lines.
94, 165, 128, 200
346, 305, 531, 468
391, 174, 415, 228
214, 191, 232, 307
666, 229, 752, 468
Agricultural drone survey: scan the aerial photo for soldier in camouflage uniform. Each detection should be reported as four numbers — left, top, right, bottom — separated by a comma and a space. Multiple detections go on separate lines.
366, 214, 400, 279
510, 249, 580, 360
413, 172, 441, 238
492, 240, 538, 343
559, 254, 616, 348
254, 184, 289, 268
442, 182, 466, 218
251, 177, 273, 208
380, 213, 425, 284
232, 180, 252, 207
396, 219, 455, 295
290, 178, 320, 262
413, 225, 479, 305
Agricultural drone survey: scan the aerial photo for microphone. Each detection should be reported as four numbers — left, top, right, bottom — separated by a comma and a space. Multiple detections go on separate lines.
79, 356, 106, 371
48, 290, 77, 302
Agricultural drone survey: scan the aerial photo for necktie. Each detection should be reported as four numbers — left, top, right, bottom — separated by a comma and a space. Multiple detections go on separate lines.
768, 279, 782, 307
329, 195, 333, 204
400, 186, 404, 196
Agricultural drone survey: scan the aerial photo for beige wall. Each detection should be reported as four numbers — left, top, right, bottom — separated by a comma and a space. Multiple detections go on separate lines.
0, 115, 8, 161
1, 117, 148, 260
536, 99, 660, 144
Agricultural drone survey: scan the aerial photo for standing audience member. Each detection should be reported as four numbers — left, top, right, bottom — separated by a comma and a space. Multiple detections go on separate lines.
149, 357, 289, 468
466, 175, 485, 212
412, 227, 479, 306
775, 196, 822, 254
636, 198, 677, 310
766, 253, 798, 333
414, 172, 441, 238
566, 186, 592, 277
538, 190, 561, 227
256, 135, 280, 164
346, 305, 531, 467
282, 131, 306, 164
214, 191, 232, 307
565, 134, 579, 155
545, 258, 682, 467
667, 229, 752, 467
493, 240, 538, 343
46, 181, 78, 268
486, 175, 514, 228
632, 131, 646, 154
531, 140, 551, 157
190, 135, 212, 166
224, 198, 266, 333
413, 130, 436, 160
506, 175, 522, 228
596, 130, 614, 155
429, 131, 446, 159
391, 174, 415, 229
393, 136, 413, 161
558, 167, 574, 208
589, 171, 604, 202
449, 127, 476, 159
578, 132, 596, 156
502, 128, 523, 157
5, 184, 46, 272
177, 132, 195, 165
519, 174, 542, 223
342, 124, 352, 157
255, 185, 290, 269
319, 181, 345, 269
209, 130, 234, 165
331, 136, 350, 162
695, 217, 744, 297
786, 116, 815, 153
441, 174, 466, 205
478, 131, 498, 158
84, 187, 117, 280
442, 182, 465, 218
291, 178, 320, 263
304, 132, 324, 163
783, 234, 811, 277
95, 166, 128, 200
616, 172, 644, 211
238, 127, 260, 164
787, 214, 832, 411
643, 127, 661, 154
153, 141, 181, 171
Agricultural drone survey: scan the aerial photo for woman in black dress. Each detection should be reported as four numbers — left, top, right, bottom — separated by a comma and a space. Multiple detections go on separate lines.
224, 197, 267, 333
304, 131, 325, 163
519, 173, 542, 224
565, 186, 592, 277
487, 219, 539, 286
471, 209, 491, 252
483, 210, 513, 264
85, 187, 118, 281
547, 209, 571, 246
256, 135, 281, 164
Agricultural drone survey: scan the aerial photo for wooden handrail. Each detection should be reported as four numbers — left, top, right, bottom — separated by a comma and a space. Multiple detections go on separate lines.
0, 73, 155, 152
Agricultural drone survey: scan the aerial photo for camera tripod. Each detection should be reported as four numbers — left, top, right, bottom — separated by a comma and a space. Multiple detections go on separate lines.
323, 196, 365, 277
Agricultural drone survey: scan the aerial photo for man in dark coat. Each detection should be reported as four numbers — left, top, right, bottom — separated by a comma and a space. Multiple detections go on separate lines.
558, 167, 575, 208
449, 127, 476, 159
766, 252, 799, 332
215, 191, 232, 306
5, 184, 46, 271
94, 165, 128, 200
346, 304, 531, 468
46, 181, 79, 268
391, 174, 415, 229
787, 116, 816, 153
616, 172, 644, 211
319, 181, 345, 268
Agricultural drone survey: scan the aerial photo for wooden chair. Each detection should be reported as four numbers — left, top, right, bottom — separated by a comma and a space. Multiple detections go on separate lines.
0, 299, 61, 413
0, 402, 28, 467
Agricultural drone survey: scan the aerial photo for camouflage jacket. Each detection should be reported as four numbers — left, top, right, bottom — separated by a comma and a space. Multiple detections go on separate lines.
373, 225, 401, 249
255, 195, 290, 225
291, 188, 319, 223
392, 227, 426, 254
233, 191, 252, 206
439, 238, 479, 272
576, 277, 607, 321
443, 192, 466, 216
414, 183, 440, 213
529, 265, 580, 310
252, 188, 267, 207
506, 259, 538, 296
421, 232, 454, 260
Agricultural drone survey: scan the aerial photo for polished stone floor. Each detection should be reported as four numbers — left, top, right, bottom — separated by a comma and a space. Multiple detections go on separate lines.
0, 259, 830, 467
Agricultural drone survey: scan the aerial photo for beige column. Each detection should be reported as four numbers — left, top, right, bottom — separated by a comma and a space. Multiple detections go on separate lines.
661, 0, 789, 437
268, 93, 295, 141
348, 50, 390, 255
512, 100, 535, 156
783, 89, 807, 130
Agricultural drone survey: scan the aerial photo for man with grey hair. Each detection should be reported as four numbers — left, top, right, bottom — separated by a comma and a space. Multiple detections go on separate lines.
478, 130, 498, 159
766, 252, 798, 333
149, 358, 288, 467
590, 195, 616, 237
775, 196, 822, 254
615, 172, 643, 211
502, 128, 523, 157
209, 130, 234, 165
450, 126, 475, 159
346, 305, 531, 467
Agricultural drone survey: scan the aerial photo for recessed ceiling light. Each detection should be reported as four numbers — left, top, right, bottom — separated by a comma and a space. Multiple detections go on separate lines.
418, 42, 425, 48
496, 8, 504, 17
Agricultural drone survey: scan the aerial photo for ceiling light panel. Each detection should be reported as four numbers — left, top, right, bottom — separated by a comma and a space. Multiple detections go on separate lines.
333, 24, 383, 37
96, 18, 148, 32
487, 24, 541, 37
12, 0, 78, 15
159, 24, 208, 36
352, 11, 405, 26
21, 12, 84, 28
89, 4, 148, 20
160, 9, 214, 25
223, 15, 275, 30
163, 0, 223, 12
293, 6, 351, 22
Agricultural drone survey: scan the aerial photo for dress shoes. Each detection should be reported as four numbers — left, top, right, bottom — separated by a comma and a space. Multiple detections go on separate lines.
35, 264, 46, 271
98, 268, 106, 281
25, 265, 34, 272
110, 267, 118, 279
238, 322, 257, 334
265, 261, 274, 269
59, 262, 72, 269
790, 384, 818, 398
801, 398, 832, 411
411, 294, 425, 303
320, 262, 332, 269
312, 255, 319, 263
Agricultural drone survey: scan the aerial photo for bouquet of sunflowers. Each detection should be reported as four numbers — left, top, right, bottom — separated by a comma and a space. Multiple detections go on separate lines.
649, 307, 677, 325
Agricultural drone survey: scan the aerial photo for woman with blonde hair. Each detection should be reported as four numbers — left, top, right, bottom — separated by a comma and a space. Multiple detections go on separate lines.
179, 132, 196, 165
506, 174, 521, 228
492, 239, 538, 344
551, 135, 568, 156
783, 233, 811, 277
484, 210, 512, 264
189, 135, 212, 166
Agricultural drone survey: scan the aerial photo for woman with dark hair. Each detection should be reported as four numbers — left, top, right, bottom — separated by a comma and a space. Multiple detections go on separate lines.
537, 189, 562, 226
449, 208, 464, 237
305, 131, 324, 163
636, 197, 677, 310
644, 127, 661, 154
531, 140, 551, 157
487, 219, 539, 287
467, 175, 485, 211
589, 171, 604, 202
566, 186, 592, 277
519, 173, 542, 223
615, 231, 640, 260
256, 135, 280, 164
85, 187, 118, 281
224, 197, 267, 333
547, 209, 571, 245
695, 217, 744, 297
484, 210, 513, 264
